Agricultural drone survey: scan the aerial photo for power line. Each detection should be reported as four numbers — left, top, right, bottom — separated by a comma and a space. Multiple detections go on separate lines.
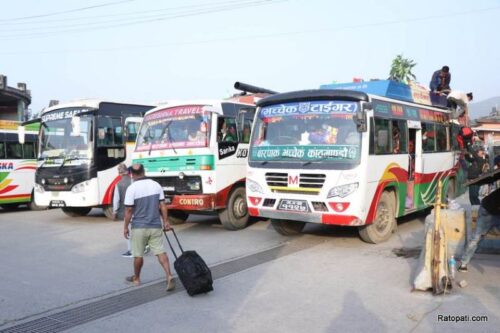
0, 0, 284, 39
0, 0, 251, 26
0, 0, 274, 33
0, 4, 497, 50
0, 0, 136, 22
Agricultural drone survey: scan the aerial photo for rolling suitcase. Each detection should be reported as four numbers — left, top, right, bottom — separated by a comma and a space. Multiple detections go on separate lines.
164, 229, 213, 296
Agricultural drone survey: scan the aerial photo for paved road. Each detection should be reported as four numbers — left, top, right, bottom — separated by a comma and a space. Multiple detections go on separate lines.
0, 202, 499, 333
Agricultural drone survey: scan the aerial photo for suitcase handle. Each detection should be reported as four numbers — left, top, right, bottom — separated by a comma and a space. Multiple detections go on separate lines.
163, 229, 184, 260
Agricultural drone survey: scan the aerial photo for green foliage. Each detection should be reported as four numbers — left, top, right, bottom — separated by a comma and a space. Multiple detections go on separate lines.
389, 54, 417, 84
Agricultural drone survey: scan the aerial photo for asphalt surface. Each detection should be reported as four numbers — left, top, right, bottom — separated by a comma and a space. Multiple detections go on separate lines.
0, 197, 499, 333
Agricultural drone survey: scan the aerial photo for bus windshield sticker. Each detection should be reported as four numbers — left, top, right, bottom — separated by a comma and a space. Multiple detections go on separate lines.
251, 145, 359, 161
137, 105, 211, 152
260, 101, 358, 118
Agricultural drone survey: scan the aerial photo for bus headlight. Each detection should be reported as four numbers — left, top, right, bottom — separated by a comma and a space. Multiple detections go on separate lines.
72, 181, 90, 193
34, 183, 45, 193
327, 183, 359, 198
247, 178, 263, 194
187, 179, 201, 191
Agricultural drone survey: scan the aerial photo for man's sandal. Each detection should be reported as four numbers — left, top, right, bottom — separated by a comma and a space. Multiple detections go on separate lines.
125, 276, 140, 286
166, 278, 175, 292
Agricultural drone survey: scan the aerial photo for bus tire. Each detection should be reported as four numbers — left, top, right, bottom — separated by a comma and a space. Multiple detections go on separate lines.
358, 191, 396, 244
169, 210, 189, 225
1, 203, 19, 211
103, 205, 114, 219
219, 186, 249, 230
28, 200, 47, 211
271, 219, 306, 236
62, 207, 92, 217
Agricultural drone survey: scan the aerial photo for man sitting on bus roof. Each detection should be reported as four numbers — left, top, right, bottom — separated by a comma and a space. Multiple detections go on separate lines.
429, 66, 451, 93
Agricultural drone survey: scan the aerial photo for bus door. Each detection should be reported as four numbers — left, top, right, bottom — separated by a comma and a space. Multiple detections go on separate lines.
406, 121, 421, 210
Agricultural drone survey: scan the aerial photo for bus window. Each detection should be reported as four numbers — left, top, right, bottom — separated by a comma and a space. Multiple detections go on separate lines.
374, 118, 390, 154
6, 142, 23, 158
435, 125, 448, 152
218, 118, 238, 143
23, 142, 36, 159
391, 120, 408, 154
451, 124, 460, 150
241, 119, 252, 144
97, 116, 123, 146
126, 122, 139, 143
0, 142, 4, 158
422, 123, 436, 152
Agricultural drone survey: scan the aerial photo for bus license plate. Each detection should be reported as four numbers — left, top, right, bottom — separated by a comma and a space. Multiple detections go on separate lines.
50, 200, 66, 208
278, 199, 309, 212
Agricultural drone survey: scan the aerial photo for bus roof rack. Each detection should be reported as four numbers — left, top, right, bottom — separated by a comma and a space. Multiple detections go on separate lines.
256, 89, 369, 107
320, 80, 448, 109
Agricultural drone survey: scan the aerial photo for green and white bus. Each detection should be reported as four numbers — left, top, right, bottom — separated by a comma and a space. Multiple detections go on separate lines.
0, 120, 41, 210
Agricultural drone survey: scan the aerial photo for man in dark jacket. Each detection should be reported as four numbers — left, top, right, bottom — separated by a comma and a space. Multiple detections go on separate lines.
459, 185, 500, 272
465, 147, 487, 205
429, 66, 451, 92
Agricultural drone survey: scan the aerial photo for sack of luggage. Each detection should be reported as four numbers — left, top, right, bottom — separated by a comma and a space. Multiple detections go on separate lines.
164, 229, 213, 296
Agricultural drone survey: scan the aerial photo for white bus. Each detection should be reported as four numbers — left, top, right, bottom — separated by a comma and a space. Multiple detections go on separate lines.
24, 100, 152, 217
246, 88, 465, 243
132, 97, 258, 230
0, 120, 41, 210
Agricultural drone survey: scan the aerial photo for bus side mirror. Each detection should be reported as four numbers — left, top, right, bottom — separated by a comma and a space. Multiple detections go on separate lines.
354, 102, 370, 132
71, 116, 81, 136
18, 125, 25, 144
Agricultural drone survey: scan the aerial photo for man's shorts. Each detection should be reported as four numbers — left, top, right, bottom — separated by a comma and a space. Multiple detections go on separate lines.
131, 228, 165, 257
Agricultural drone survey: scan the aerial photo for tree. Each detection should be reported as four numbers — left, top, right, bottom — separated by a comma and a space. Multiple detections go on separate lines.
389, 54, 417, 84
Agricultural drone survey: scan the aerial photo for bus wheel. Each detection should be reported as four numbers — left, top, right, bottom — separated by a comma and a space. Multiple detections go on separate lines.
169, 210, 189, 225
62, 207, 92, 217
219, 187, 249, 230
102, 205, 115, 219
358, 191, 396, 244
28, 200, 47, 211
271, 219, 306, 236
1, 203, 19, 211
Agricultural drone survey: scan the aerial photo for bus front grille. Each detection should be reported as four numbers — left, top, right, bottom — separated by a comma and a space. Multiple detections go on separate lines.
265, 172, 326, 193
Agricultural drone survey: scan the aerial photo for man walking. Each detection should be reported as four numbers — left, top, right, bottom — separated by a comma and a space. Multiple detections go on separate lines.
459, 186, 500, 271
123, 163, 175, 291
465, 147, 487, 205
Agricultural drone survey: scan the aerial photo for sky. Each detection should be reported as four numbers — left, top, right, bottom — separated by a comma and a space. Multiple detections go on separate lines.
1, 0, 499, 116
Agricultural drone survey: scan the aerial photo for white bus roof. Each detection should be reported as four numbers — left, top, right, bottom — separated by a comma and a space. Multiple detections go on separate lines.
41, 99, 154, 115
144, 99, 255, 117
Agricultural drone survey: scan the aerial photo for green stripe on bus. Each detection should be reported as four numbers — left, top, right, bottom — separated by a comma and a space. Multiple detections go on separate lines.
133, 154, 215, 172
0, 197, 31, 204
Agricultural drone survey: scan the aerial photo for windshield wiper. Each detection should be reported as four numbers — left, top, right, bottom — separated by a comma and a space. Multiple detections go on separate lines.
59, 156, 80, 170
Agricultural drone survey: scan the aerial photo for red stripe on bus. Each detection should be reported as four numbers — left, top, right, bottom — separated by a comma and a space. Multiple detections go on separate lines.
215, 178, 245, 209
0, 185, 18, 195
102, 175, 121, 205
321, 214, 359, 225
0, 193, 30, 199
14, 166, 36, 171
248, 207, 259, 217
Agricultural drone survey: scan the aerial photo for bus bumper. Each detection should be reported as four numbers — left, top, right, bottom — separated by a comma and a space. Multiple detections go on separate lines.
248, 207, 363, 226
34, 179, 100, 207
166, 194, 216, 211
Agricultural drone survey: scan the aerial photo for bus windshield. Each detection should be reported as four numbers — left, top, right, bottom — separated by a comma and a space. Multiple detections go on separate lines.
39, 116, 93, 166
250, 100, 361, 164
136, 105, 211, 152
